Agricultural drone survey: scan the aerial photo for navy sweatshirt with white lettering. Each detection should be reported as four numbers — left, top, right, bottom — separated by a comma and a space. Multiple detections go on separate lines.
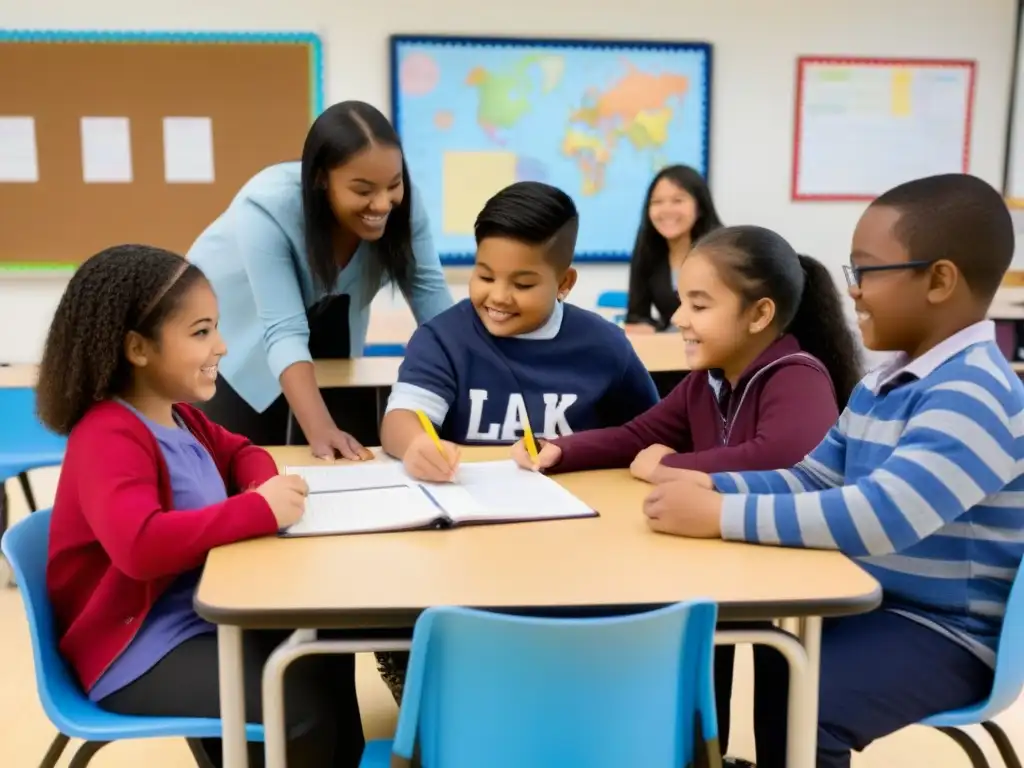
385, 299, 659, 443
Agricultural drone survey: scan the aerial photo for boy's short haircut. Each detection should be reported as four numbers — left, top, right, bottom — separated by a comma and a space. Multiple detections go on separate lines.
871, 173, 1014, 300
474, 181, 579, 270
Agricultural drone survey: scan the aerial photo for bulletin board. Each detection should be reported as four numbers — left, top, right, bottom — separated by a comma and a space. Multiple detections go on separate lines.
0, 30, 324, 269
390, 34, 712, 265
791, 56, 976, 201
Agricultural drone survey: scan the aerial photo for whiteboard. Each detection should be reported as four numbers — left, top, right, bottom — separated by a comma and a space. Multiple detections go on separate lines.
792, 57, 975, 201
1006, 7, 1024, 206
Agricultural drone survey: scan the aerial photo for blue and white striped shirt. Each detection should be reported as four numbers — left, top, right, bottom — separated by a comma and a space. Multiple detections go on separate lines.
711, 322, 1024, 666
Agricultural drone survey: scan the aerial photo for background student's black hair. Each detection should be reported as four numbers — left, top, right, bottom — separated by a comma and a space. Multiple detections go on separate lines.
627, 164, 724, 330
697, 225, 863, 407
301, 100, 414, 292
37, 244, 206, 435
474, 181, 580, 268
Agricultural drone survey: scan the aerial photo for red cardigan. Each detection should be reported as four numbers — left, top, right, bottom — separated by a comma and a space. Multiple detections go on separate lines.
47, 401, 279, 691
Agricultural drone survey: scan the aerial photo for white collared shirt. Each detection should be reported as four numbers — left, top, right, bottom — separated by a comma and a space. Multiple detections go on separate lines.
864, 320, 997, 394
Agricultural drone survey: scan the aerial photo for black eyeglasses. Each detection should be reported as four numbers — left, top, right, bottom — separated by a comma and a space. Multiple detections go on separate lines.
842, 260, 934, 288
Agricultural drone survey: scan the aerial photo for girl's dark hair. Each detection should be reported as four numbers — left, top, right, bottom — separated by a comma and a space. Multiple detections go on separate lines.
36, 244, 207, 435
301, 100, 413, 293
695, 225, 863, 407
629, 164, 723, 283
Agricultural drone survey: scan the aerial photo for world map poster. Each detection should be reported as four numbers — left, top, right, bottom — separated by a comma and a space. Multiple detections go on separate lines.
390, 35, 712, 264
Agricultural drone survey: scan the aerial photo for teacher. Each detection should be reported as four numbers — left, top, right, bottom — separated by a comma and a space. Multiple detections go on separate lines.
189, 101, 453, 458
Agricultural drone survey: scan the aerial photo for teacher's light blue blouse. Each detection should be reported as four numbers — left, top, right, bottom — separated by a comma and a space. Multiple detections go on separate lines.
188, 162, 453, 412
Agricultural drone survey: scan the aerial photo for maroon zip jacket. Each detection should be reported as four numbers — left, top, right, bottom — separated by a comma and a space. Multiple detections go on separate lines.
549, 334, 839, 474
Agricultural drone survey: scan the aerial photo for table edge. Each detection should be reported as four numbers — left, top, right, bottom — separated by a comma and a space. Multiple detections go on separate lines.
194, 584, 883, 629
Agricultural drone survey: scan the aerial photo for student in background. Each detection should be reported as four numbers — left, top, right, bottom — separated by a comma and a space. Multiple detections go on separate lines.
189, 100, 452, 454
375, 182, 660, 701
513, 225, 862, 762
625, 164, 724, 334
643, 174, 1023, 768
36, 246, 364, 768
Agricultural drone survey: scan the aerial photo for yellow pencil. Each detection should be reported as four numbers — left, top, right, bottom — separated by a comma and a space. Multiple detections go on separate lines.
521, 410, 540, 462
415, 410, 447, 459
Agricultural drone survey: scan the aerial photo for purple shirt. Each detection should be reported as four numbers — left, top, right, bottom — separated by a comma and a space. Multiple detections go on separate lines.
90, 403, 228, 701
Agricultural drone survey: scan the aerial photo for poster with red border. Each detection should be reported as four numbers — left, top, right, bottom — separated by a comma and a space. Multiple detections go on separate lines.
791, 56, 976, 202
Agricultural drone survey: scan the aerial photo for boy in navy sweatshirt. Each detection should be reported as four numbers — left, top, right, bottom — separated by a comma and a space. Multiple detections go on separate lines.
380, 181, 659, 482
375, 181, 659, 702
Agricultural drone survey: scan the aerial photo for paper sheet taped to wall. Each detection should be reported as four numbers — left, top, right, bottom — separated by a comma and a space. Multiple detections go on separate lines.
80, 117, 133, 183
0, 117, 38, 182
163, 116, 215, 183
792, 58, 975, 200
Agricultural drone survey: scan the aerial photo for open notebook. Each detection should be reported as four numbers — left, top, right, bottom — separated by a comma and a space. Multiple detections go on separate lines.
280, 459, 597, 537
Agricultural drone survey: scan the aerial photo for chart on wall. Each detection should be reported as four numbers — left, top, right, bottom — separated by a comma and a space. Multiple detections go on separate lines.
391, 34, 712, 264
792, 57, 975, 201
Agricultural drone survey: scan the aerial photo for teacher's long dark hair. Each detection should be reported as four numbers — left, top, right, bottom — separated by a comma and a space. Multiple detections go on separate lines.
301, 101, 414, 293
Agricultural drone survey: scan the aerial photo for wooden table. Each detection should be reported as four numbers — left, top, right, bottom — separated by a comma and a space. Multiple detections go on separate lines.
196, 446, 881, 768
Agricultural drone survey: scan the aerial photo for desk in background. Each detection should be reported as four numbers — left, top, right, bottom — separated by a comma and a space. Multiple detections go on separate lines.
196, 445, 880, 768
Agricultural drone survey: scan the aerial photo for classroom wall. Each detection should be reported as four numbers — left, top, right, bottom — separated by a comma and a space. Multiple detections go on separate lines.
0, 0, 1017, 363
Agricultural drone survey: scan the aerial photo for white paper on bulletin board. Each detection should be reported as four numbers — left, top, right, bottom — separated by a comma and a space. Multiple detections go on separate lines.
792, 57, 975, 201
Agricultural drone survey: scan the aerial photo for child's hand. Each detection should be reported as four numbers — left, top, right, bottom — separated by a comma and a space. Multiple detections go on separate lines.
652, 467, 714, 489
629, 444, 677, 483
257, 474, 309, 529
643, 481, 723, 538
512, 439, 561, 471
404, 433, 461, 482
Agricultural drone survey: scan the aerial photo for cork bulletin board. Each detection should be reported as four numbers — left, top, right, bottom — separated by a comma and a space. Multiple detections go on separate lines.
0, 31, 324, 270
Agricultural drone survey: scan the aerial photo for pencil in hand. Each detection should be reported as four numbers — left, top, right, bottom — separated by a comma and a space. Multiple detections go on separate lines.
413, 410, 460, 482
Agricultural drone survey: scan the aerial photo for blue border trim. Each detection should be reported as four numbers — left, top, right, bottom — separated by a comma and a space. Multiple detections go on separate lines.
389, 33, 713, 266
0, 29, 325, 120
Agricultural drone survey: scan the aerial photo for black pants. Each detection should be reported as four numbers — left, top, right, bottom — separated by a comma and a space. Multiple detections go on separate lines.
100, 630, 364, 767
197, 294, 382, 446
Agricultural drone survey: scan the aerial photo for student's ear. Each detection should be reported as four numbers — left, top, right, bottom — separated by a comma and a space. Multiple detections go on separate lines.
124, 331, 151, 368
925, 260, 959, 305
556, 267, 578, 300
746, 297, 776, 334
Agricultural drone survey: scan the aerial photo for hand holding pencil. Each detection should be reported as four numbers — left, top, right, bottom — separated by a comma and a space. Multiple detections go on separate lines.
510, 409, 561, 472
403, 411, 461, 483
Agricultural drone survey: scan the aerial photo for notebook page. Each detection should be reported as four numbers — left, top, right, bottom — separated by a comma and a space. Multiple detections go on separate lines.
283, 485, 441, 536
285, 462, 408, 494
423, 460, 594, 523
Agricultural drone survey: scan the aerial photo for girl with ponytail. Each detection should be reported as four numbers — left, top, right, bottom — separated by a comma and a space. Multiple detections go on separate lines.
510, 224, 861, 762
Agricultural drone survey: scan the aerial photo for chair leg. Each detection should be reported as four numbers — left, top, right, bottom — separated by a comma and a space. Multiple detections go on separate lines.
936, 726, 991, 768
67, 740, 109, 768
0, 482, 8, 537
186, 738, 218, 768
982, 720, 1022, 768
38, 732, 70, 768
17, 471, 38, 512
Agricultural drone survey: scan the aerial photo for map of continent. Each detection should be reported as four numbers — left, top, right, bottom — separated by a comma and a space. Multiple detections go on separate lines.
394, 38, 710, 261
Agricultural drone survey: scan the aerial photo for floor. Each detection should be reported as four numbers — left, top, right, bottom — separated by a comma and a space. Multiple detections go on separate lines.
3, 468, 1022, 767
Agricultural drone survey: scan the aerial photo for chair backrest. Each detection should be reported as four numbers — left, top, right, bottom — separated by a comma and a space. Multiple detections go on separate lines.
392, 602, 719, 768
0, 386, 66, 456
596, 291, 628, 310
985, 559, 1024, 715
1, 509, 88, 731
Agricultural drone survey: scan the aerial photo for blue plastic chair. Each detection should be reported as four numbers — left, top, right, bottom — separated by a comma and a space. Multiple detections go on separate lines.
596, 290, 629, 310
1, 509, 264, 767
360, 601, 720, 768
364, 343, 406, 357
920, 565, 1024, 768
0, 385, 66, 536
